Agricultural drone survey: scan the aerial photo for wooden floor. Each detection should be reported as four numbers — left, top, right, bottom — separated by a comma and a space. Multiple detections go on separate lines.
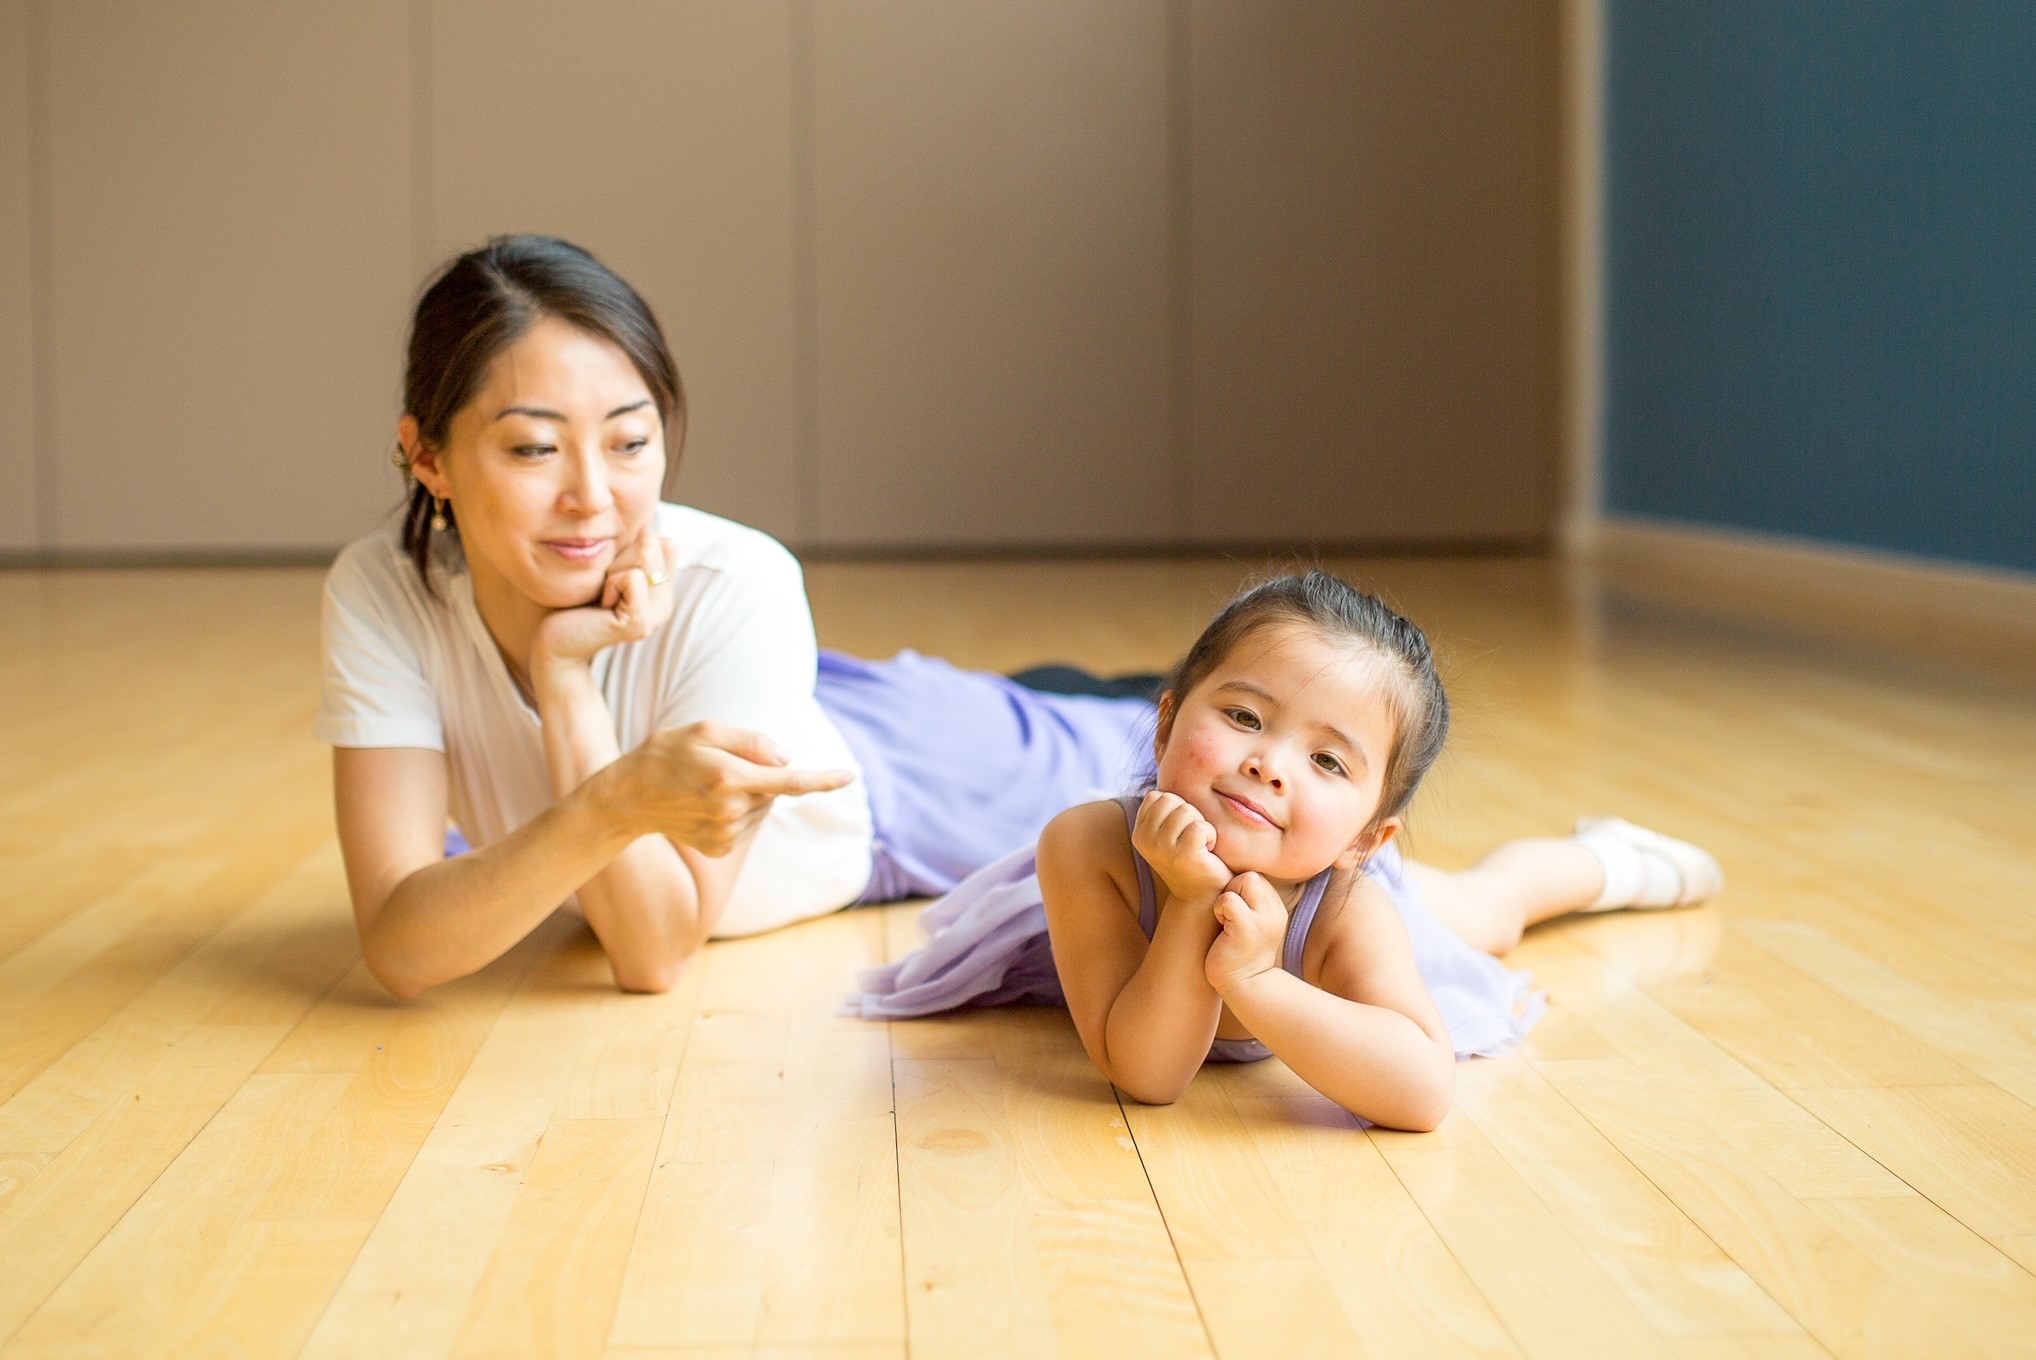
3, 555, 2035, 1359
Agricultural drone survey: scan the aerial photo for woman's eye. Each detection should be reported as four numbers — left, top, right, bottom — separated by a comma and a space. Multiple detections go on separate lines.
617, 438, 649, 456
1313, 753, 1346, 776
513, 444, 556, 459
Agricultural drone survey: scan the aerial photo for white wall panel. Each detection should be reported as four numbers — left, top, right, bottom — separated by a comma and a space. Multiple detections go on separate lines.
0, 0, 37, 550
809, 0, 1174, 549
428, 0, 801, 542
1186, 2, 1556, 544
42, 1, 414, 553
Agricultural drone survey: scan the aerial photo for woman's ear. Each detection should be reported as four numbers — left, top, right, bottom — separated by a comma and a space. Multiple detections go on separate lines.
1335, 815, 1402, 871
399, 416, 450, 500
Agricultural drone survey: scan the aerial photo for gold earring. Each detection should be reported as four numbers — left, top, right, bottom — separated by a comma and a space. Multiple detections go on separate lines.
431, 497, 448, 532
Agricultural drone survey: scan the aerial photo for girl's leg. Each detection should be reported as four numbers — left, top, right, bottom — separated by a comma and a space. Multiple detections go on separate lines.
1404, 839, 1605, 956
1409, 819, 1725, 956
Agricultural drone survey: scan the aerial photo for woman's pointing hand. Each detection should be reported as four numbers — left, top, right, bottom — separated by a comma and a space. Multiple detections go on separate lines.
617, 720, 854, 856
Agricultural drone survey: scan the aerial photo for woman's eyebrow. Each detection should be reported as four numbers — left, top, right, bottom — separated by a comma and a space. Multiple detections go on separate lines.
492, 399, 652, 422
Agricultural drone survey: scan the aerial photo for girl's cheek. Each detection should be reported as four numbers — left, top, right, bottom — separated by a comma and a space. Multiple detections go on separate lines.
1172, 724, 1227, 772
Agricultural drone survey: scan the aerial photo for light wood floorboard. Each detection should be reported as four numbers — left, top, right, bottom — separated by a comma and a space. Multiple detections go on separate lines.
2, 557, 2033, 1358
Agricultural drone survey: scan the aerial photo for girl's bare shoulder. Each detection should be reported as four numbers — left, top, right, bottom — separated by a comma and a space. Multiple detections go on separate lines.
1300, 866, 1414, 993
1037, 798, 1141, 918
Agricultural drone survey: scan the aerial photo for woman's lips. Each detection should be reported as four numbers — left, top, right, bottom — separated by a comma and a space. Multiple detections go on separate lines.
541, 538, 612, 563
1217, 790, 1280, 829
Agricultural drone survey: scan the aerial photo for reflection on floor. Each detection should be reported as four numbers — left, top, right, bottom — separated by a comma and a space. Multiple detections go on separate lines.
2, 554, 2033, 1358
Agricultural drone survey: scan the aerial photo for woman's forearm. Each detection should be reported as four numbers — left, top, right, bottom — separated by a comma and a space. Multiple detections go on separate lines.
361, 773, 640, 999
1217, 970, 1455, 1130
536, 666, 715, 990
1101, 894, 1227, 1103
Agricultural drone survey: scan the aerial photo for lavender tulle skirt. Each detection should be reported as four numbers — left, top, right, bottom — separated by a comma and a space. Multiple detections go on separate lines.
845, 835, 1544, 1062
814, 648, 1158, 903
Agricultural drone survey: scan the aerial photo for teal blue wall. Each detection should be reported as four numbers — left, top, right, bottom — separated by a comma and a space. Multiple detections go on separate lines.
1604, 3, 2036, 573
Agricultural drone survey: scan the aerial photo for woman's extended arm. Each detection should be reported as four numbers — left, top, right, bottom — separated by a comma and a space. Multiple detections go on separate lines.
335, 724, 847, 1000
336, 743, 634, 999
521, 530, 847, 990
1208, 873, 1456, 1130
534, 665, 765, 991
1038, 794, 1234, 1105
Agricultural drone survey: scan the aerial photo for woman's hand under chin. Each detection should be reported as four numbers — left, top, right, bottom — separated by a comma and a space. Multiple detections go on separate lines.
530, 527, 677, 693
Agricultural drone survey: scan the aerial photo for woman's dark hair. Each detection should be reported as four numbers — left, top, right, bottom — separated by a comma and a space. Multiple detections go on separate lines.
397, 234, 685, 583
1161, 570, 1450, 831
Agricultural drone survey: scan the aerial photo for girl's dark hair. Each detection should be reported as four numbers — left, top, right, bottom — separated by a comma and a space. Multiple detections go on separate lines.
397, 234, 685, 583
1161, 570, 1450, 831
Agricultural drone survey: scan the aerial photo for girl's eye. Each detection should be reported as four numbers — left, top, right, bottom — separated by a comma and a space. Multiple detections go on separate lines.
1313, 752, 1346, 776
1225, 708, 1260, 729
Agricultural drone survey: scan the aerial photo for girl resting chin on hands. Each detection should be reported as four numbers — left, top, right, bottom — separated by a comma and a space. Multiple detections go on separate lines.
850, 572, 1723, 1132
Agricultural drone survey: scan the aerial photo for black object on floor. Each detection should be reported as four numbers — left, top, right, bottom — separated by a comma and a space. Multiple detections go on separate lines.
1005, 664, 1166, 703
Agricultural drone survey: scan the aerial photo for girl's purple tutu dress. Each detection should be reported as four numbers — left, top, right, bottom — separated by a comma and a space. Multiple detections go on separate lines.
813, 649, 1161, 901
846, 795, 1543, 1062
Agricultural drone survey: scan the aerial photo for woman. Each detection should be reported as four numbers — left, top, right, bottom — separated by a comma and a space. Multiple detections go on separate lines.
322, 235, 1152, 999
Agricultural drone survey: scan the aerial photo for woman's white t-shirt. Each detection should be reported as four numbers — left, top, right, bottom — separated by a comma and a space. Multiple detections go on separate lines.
314, 502, 875, 937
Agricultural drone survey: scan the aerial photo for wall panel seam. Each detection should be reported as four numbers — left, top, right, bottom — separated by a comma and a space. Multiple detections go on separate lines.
1559, 0, 1604, 555
24, 0, 52, 553
408, 0, 433, 276
1165, 0, 1192, 542
789, 0, 817, 548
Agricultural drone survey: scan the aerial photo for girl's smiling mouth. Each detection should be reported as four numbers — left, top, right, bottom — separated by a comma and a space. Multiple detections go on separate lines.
1216, 789, 1281, 828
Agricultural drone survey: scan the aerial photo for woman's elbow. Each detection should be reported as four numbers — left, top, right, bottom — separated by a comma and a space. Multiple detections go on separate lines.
363, 945, 439, 1003
611, 946, 698, 995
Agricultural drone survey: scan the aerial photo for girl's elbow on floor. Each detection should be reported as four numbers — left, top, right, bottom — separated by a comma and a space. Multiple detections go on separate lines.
1389, 1089, 1453, 1134
1109, 1065, 1192, 1107
1118, 1082, 1186, 1107
1353, 1059, 1455, 1133
1403, 1061, 1458, 1132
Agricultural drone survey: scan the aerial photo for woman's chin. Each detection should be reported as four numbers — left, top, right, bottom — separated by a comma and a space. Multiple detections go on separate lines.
523, 560, 608, 609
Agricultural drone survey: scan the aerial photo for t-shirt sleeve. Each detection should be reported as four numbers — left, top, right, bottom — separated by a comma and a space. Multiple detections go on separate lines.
313, 547, 447, 750
653, 543, 825, 748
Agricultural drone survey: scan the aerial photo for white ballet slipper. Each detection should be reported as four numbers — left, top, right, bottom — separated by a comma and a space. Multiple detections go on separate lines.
1573, 816, 1724, 911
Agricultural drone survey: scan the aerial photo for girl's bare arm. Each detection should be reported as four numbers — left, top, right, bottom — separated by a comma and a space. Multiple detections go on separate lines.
1037, 801, 1225, 1104
1213, 873, 1456, 1130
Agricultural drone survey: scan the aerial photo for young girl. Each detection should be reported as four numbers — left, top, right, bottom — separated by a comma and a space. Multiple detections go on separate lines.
848, 571, 1721, 1131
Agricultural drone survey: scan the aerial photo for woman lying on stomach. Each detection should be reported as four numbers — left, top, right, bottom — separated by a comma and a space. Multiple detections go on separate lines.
323, 235, 1154, 998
